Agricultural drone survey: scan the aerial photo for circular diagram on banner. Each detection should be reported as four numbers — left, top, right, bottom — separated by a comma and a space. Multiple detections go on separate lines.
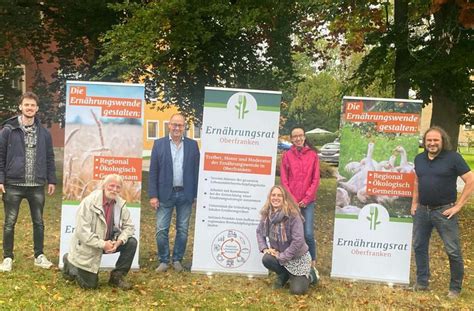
211, 229, 251, 268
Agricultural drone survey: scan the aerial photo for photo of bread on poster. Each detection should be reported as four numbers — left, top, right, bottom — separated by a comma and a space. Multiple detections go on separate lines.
62, 83, 143, 203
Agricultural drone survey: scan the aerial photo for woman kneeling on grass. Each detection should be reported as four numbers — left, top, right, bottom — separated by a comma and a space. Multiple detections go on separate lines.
256, 185, 318, 295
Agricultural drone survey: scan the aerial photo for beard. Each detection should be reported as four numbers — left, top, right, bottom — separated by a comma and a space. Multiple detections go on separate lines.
104, 190, 118, 201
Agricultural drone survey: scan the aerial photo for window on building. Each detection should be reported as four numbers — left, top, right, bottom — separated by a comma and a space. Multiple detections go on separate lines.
11, 64, 26, 93
464, 123, 472, 131
193, 123, 201, 139
164, 121, 169, 137
147, 120, 159, 139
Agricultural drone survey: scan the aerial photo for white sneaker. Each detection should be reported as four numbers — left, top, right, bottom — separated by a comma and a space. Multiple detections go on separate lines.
34, 254, 53, 269
0, 258, 13, 272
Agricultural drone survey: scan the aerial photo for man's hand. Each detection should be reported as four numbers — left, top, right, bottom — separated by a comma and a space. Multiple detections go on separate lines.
103, 240, 115, 253
410, 203, 418, 216
150, 197, 159, 210
442, 205, 462, 219
47, 184, 55, 195
298, 201, 306, 208
0, 184, 5, 193
110, 239, 123, 253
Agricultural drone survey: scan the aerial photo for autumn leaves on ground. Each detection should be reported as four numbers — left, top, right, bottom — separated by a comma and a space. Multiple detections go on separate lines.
0, 170, 472, 309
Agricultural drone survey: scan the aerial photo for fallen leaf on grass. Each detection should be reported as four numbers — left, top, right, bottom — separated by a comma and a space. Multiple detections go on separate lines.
53, 293, 63, 301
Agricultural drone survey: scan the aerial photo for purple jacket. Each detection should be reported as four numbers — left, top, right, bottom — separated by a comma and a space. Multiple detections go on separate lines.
256, 213, 309, 265
281, 145, 320, 206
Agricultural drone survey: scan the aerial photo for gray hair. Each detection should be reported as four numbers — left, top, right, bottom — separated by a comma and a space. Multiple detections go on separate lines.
101, 174, 123, 187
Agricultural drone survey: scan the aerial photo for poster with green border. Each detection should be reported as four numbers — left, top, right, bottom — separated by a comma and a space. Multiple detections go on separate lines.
59, 81, 144, 270
192, 87, 281, 276
331, 96, 422, 284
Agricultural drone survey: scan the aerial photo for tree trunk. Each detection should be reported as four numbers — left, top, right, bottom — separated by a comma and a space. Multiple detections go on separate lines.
429, 3, 462, 150
394, 0, 409, 99
431, 84, 460, 150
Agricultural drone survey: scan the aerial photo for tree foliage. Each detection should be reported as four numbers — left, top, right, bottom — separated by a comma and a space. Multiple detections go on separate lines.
98, 0, 315, 122
0, 1, 122, 124
40, 0, 125, 124
308, 0, 473, 148
0, 0, 49, 119
288, 72, 342, 133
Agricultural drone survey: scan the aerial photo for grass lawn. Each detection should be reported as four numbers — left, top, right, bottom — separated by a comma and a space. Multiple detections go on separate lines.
458, 147, 474, 169
461, 153, 474, 170
0, 169, 473, 309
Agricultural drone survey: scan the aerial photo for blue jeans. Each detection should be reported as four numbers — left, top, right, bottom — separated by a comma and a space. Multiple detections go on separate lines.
2, 185, 46, 259
262, 254, 310, 295
413, 204, 464, 293
301, 202, 316, 261
155, 191, 192, 263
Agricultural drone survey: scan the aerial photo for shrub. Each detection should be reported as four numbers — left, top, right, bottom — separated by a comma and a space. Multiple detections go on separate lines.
306, 133, 338, 147
319, 161, 336, 178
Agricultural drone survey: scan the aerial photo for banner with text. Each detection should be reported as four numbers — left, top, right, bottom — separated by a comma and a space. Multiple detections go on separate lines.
331, 96, 422, 284
59, 81, 144, 269
192, 87, 281, 275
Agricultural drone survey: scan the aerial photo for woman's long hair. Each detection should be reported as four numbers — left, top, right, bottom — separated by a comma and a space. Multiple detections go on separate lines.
260, 185, 301, 219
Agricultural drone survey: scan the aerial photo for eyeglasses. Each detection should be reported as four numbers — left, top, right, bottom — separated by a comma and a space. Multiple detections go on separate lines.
292, 135, 305, 139
170, 123, 185, 128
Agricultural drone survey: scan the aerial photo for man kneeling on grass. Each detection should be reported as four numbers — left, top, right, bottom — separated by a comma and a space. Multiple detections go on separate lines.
62, 174, 136, 290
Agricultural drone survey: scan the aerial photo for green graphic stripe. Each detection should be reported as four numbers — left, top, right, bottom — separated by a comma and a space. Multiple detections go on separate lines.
335, 214, 358, 219
204, 102, 227, 108
257, 106, 280, 112
204, 101, 280, 111
61, 201, 141, 208
335, 214, 413, 223
253, 93, 281, 109
62, 200, 79, 205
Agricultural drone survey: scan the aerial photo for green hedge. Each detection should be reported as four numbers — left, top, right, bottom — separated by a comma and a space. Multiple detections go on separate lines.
306, 133, 338, 147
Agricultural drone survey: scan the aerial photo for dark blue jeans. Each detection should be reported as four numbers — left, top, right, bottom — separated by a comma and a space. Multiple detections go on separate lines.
155, 190, 192, 263
301, 202, 316, 261
262, 254, 310, 295
413, 204, 464, 293
2, 185, 45, 259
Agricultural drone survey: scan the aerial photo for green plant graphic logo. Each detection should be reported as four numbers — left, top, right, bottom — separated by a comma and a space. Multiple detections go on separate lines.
235, 95, 249, 119
367, 205, 381, 230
